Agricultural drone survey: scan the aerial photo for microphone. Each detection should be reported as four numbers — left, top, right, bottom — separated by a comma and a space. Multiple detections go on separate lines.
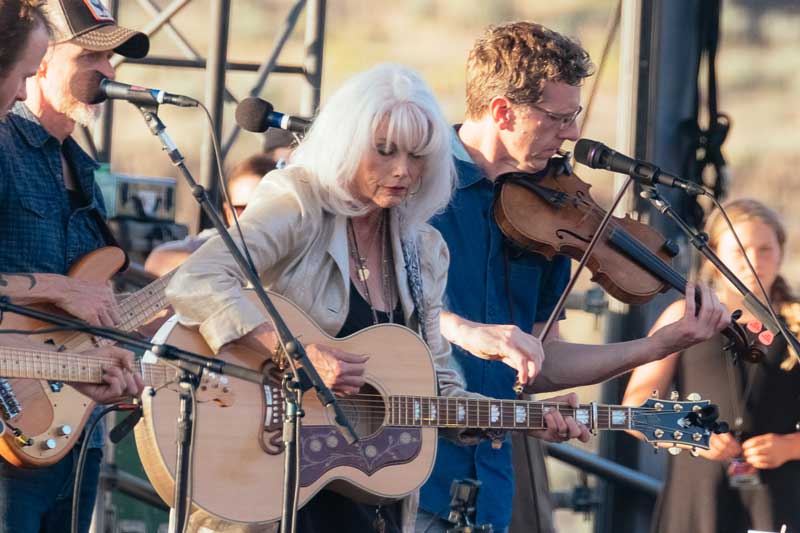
235, 97, 310, 134
574, 139, 707, 196
70, 70, 198, 108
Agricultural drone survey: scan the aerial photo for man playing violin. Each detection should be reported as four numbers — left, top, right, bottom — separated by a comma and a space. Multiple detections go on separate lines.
415, 21, 731, 533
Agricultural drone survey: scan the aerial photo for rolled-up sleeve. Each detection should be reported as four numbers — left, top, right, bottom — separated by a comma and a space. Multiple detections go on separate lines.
166, 175, 309, 352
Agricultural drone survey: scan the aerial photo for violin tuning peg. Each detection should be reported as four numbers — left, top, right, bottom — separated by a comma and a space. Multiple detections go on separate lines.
668, 447, 682, 456
669, 391, 680, 401
686, 393, 701, 402
690, 447, 700, 457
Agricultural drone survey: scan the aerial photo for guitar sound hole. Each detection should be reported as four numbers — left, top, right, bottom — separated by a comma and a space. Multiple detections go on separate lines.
338, 383, 385, 439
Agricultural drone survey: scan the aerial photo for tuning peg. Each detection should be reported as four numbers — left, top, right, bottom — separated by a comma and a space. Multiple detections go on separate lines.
690, 447, 700, 457
686, 393, 701, 402
653, 444, 659, 454
651, 389, 659, 398
668, 447, 682, 456
669, 391, 680, 401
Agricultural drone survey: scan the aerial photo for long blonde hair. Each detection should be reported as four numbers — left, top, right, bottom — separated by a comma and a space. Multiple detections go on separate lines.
703, 199, 799, 370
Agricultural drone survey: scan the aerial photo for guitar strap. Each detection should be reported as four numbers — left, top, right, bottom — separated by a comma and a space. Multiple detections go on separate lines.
400, 235, 428, 344
63, 143, 129, 272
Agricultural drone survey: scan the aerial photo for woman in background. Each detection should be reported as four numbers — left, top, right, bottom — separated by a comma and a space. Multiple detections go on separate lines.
624, 198, 800, 532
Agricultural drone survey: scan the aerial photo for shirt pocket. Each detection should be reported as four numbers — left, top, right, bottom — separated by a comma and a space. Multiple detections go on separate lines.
18, 194, 56, 218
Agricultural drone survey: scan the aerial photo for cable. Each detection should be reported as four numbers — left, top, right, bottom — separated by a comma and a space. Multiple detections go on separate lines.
70, 404, 132, 533
578, 0, 622, 139
197, 102, 260, 279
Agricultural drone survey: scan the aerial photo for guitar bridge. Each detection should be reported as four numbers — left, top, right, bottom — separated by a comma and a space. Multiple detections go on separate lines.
0, 379, 21, 419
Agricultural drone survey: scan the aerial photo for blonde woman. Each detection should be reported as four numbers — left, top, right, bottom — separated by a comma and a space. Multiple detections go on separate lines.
624, 198, 800, 532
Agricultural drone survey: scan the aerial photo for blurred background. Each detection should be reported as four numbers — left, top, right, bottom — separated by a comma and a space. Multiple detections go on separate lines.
88, 1, 799, 532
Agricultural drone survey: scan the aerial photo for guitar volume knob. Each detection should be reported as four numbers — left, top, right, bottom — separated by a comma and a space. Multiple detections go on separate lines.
41, 439, 57, 450
58, 425, 72, 436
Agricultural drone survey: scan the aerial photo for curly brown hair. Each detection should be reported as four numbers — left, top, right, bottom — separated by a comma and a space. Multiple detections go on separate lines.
465, 21, 595, 120
0, 0, 49, 76
702, 198, 799, 369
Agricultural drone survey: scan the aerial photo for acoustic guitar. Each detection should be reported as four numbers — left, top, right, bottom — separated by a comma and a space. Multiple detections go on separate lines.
0, 247, 173, 467
135, 290, 721, 525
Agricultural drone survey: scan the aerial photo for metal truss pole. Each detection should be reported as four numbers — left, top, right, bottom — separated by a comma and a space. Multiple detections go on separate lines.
301, 0, 326, 116
198, 0, 231, 232
221, 0, 308, 157
596, 1, 706, 532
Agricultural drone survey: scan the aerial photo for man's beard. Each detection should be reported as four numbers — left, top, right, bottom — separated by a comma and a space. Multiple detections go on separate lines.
50, 87, 100, 127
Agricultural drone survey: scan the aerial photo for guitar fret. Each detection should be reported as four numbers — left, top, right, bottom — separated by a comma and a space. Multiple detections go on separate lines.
385, 394, 685, 448
0, 348, 106, 383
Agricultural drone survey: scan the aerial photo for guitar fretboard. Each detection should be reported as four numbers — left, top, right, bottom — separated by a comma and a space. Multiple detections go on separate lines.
389, 395, 632, 431
117, 271, 175, 332
0, 348, 105, 383
0, 348, 176, 389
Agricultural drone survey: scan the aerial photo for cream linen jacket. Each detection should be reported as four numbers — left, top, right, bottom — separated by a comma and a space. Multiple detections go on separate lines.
166, 166, 484, 533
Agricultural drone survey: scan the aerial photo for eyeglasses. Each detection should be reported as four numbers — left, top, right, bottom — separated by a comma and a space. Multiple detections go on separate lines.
528, 102, 583, 130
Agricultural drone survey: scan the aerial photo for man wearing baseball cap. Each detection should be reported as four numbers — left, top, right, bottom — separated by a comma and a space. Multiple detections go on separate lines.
0, 2, 148, 532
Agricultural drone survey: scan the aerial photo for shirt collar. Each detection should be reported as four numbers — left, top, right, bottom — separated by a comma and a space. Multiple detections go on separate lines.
451, 126, 485, 190
10, 102, 99, 176
8, 102, 52, 148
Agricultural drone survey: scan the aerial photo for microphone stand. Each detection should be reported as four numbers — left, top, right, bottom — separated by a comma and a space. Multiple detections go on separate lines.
133, 104, 358, 533
640, 186, 800, 362
0, 298, 267, 533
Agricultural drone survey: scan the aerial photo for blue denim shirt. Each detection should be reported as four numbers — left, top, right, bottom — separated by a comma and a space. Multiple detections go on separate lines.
0, 103, 111, 448
418, 136, 570, 530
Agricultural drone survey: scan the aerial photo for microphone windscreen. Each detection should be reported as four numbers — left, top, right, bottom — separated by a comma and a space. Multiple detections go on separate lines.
573, 138, 599, 167
70, 70, 107, 105
235, 97, 274, 133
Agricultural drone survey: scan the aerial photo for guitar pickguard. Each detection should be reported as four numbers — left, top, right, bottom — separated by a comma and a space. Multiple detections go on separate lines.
298, 426, 422, 487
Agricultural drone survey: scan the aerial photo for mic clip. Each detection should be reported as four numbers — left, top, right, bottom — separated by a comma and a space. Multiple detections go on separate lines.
109, 402, 143, 444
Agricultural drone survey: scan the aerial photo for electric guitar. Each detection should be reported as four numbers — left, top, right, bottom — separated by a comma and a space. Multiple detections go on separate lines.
134, 290, 723, 525
0, 247, 173, 467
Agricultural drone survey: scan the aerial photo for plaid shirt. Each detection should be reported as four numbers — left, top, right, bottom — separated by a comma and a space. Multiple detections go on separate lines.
0, 103, 111, 448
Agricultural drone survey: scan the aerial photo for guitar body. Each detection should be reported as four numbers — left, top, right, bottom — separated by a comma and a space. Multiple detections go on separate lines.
0, 247, 126, 467
135, 291, 437, 525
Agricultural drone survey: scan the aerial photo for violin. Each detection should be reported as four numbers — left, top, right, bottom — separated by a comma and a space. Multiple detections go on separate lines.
493, 155, 765, 363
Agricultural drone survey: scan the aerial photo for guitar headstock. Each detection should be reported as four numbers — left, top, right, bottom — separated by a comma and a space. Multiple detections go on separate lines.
630, 392, 724, 454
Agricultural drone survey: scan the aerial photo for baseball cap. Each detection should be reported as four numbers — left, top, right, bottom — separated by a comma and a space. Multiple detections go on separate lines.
45, 0, 149, 59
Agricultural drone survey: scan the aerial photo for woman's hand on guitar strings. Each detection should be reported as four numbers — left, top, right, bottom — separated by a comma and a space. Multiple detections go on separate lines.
304, 343, 369, 396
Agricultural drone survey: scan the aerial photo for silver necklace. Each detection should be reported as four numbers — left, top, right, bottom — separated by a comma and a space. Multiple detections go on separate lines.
347, 211, 395, 324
